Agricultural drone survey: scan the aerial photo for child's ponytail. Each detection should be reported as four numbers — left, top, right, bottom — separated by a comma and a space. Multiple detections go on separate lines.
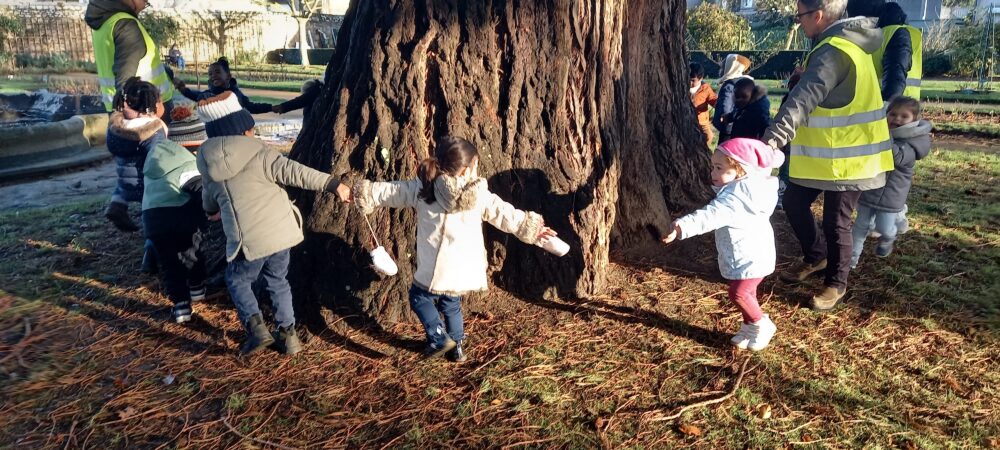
417, 136, 480, 204
417, 157, 441, 203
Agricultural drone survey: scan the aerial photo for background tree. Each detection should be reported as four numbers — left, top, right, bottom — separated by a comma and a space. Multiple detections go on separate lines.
753, 0, 803, 50
288, 1, 712, 326
269, 0, 324, 66
188, 10, 260, 60
0, 9, 21, 70
686, 3, 753, 50
139, 11, 181, 54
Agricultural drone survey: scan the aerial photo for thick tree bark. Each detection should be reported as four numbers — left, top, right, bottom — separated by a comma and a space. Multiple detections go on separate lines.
289, 0, 712, 326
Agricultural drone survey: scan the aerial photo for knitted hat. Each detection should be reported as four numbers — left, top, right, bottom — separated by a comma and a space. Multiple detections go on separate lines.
168, 105, 207, 149
196, 91, 255, 138
717, 138, 785, 174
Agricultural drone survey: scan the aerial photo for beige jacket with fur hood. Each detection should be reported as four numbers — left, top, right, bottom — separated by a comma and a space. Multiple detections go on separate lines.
354, 175, 544, 296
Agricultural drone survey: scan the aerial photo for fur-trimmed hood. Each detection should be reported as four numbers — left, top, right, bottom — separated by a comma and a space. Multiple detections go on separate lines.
108, 111, 167, 142
434, 175, 487, 213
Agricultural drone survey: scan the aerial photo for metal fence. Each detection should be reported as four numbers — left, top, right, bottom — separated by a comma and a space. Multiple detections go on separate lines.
3, 5, 341, 66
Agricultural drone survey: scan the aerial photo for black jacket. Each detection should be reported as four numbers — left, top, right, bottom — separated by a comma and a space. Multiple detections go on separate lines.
728, 85, 772, 140
880, 27, 912, 102
85, 0, 147, 91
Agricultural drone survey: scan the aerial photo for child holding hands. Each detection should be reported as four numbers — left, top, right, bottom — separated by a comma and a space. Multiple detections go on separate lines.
350, 136, 557, 362
662, 138, 784, 351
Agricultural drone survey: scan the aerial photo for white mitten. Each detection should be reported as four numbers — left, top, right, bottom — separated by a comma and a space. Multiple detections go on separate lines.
370, 246, 398, 276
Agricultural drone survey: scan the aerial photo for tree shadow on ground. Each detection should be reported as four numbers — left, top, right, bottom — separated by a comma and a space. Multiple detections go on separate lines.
486, 168, 728, 348
289, 232, 423, 358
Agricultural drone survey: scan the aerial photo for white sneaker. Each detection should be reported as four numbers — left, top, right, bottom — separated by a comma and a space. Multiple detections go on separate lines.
730, 323, 754, 349
747, 315, 777, 352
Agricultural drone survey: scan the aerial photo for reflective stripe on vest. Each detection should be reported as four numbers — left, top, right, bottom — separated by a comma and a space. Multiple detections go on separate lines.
92, 12, 175, 112
790, 36, 894, 181
872, 24, 922, 100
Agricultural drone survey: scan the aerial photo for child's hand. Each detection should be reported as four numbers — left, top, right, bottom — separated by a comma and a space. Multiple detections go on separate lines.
173, 79, 186, 90
538, 226, 557, 241
272, 104, 285, 114
661, 223, 680, 245
207, 212, 221, 221
336, 183, 352, 203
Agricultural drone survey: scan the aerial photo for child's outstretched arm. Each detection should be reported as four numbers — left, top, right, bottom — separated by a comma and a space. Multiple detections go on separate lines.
263, 149, 350, 201
352, 179, 421, 215
481, 191, 549, 245
662, 193, 742, 244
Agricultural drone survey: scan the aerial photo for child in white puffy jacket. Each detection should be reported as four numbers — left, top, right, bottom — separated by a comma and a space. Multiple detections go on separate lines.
352, 136, 556, 362
662, 138, 784, 351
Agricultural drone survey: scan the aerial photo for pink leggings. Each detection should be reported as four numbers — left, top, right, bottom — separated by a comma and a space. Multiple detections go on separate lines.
728, 278, 764, 324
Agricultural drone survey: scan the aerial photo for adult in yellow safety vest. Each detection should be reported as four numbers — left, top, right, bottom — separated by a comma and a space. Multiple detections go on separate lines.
872, 2, 921, 101
762, 0, 893, 311
86, 0, 175, 116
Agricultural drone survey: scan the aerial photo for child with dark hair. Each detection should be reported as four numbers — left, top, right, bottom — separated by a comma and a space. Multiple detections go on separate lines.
689, 62, 717, 146
726, 78, 772, 140
173, 57, 274, 114
850, 96, 931, 266
349, 136, 557, 362
105, 76, 168, 233
195, 91, 352, 356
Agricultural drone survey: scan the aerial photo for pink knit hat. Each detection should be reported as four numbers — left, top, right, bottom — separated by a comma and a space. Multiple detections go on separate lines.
717, 138, 785, 173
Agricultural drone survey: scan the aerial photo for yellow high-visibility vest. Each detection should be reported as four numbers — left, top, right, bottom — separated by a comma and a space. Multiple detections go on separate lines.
789, 36, 893, 181
92, 12, 175, 112
872, 24, 922, 99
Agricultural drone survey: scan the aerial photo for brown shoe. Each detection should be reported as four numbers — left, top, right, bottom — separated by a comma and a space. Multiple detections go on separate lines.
810, 286, 846, 312
780, 259, 827, 284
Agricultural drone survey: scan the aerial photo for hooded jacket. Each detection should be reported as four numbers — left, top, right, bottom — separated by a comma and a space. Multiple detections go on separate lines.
197, 135, 338, 262
353, 175, 544, 296
675, 172, 780, 280
729, 84, 772, 140
859, 119, 932, 212
85, 0, 148, 91
106, 112, 167, 204
763, 17, 887, 191
142, 140, 205, 238
180, 78, 273, 115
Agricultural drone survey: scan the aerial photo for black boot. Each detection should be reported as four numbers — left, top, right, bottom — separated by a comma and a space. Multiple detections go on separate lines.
240, 314, 274, 355
447, 341, 467, 363
273, 325, 302, 356
140, 243, 159, 275
105, 202, 139, 232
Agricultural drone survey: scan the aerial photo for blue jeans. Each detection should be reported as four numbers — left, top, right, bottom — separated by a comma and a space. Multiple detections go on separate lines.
225, 250, 294, 328
850, 205, 898, 266
409, 285, 464, 348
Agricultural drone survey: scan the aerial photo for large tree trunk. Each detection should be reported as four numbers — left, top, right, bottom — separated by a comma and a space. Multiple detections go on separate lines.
289, 0, 711, 326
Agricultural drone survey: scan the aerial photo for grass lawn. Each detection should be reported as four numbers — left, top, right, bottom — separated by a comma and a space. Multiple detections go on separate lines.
0, 146, 997, 448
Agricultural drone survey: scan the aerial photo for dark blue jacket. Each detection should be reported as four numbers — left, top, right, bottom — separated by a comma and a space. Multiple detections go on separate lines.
712, 77, 752, 141
728, 85, 772, 141
106, 112, 166, 204
880, 27, 912, 102
180, 78, 273, 114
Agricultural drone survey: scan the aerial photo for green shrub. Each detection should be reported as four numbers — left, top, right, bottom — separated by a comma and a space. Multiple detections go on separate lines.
923, 51, 953, 77
140, 11, 181, 48
14, 53, 96, 73
0, 10, 22, 69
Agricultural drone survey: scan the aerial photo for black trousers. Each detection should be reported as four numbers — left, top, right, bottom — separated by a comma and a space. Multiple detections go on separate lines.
782, 182, 862, 291
149, 232, 206, 305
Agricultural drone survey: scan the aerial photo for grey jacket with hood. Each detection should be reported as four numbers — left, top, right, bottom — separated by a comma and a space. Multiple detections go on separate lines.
859, 119, 932, 212
85, 0, 148, 91
763, 17, 888, 192
197, 135, 338, 262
